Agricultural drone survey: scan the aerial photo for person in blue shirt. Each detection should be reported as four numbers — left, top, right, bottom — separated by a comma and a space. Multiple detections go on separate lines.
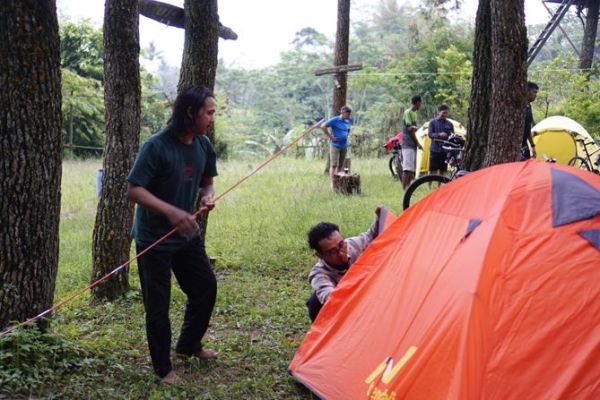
321, 106, 352, 182
428, 104, 454, 175
127, 85, 218, 385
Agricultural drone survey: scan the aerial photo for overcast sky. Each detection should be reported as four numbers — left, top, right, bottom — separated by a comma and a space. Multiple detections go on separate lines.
57, 0, 549, 69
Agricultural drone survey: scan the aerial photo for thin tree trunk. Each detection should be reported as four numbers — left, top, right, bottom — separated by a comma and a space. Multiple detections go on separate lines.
91, 0, 141, 301
464, 0, 492, 171
178, 0, 218, 111
325, 0, 351, 175
178, 0, 219, 241
484, 0, 527, 166
0, 0, 62, 329
579, 0, 599, 71
331, 0, 351, 116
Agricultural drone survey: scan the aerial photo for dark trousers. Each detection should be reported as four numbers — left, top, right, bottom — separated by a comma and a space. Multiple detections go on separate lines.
306, 292, 323, 322
429, 151, 448, 173
520, 145, 531, 161
137, 237, 217, 378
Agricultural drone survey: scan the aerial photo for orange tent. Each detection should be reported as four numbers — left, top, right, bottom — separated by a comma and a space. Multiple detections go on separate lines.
289, 161, 600, 399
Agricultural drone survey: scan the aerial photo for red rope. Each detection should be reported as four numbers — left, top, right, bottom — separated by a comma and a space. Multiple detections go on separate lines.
0, 119, 324, 338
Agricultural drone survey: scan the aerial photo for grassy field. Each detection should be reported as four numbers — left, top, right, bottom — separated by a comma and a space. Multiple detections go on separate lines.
1, 157, 405, 399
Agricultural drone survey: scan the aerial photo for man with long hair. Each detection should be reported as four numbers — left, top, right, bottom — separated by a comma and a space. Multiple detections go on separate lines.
127, 85, 218, 384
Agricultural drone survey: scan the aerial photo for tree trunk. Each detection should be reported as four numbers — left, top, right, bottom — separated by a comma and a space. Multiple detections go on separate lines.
464, 0, 527, 170
579, 0, 599, 71
325, 0, 351, 175
331, 0, 351, 116
91, 0, 141, 301
463, 0, 492, 171
484, 0, 527, 166
178, 0, 218, 113
178, 0, 219, 241
0, 1, 62, 329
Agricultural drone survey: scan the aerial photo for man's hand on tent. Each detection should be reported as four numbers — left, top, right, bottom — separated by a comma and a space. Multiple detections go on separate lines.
374, 205, 383, 235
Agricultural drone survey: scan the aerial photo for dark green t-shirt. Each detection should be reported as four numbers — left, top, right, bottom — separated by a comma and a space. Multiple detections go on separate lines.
127, 131, 218, 248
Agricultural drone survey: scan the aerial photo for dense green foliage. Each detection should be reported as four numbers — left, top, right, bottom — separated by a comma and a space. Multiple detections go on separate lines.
214, 0, 599, 160
1, 158, 403, 398
216, 1, 477, 159
59, 1, 599, 160
60, 20, 170, 157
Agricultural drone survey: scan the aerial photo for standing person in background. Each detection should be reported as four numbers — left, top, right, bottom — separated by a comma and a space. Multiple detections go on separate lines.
521, 82, 539, 161
127, 85, 219, 385
400, 95, 424, 189
321, 106, 352, 184
428, 104, 454, 175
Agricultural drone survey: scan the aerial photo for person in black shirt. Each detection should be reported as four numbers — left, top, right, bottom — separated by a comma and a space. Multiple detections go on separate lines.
428, 105, 454, 175
127, 86, 219, 384
521, 82, 539, 161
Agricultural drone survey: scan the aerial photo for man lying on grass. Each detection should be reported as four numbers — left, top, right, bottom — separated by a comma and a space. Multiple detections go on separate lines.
306, 207, 382, 322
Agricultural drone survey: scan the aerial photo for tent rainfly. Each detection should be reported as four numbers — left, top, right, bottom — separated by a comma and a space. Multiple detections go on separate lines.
290, 160, 600, 400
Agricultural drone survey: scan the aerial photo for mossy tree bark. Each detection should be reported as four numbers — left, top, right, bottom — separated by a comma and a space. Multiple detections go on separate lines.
177, 0, 219, 241
463, 0, 492, 171
464, 0, 527, 170
325, 0, 351, 174
177, 0, 218, 121
579, 0, 599, 72
331, 0, 351, 116
91, 0, 141, 301
0, 1, 62, 329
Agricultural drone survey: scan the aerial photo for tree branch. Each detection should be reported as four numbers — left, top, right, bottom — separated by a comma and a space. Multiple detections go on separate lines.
138, 0, 238, 40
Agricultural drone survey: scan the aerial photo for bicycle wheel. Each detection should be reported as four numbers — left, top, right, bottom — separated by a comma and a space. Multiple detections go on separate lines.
388, 154, 398, 178
389, 154, 402, 179
567, 156, 591, 171
402, 174, 450, 210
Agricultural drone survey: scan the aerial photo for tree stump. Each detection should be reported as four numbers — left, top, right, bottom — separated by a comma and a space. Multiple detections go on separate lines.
333, 171, 361, 195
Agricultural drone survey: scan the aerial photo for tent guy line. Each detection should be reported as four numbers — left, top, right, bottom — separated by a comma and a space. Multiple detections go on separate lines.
0, 118, 325, 338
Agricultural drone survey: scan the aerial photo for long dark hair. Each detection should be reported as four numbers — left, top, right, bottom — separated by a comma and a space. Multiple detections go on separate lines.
165, 85, 214, 136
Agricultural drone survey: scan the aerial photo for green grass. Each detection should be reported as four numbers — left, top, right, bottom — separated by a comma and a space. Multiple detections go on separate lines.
1, 157, 404, 399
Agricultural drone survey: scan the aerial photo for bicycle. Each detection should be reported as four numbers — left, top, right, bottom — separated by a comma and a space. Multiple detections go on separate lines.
384, 133, 403, 179
402, 134, 467, 210
567, 138, 600, 174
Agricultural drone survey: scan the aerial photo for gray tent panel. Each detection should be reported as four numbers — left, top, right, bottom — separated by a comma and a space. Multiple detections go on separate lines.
551, 169, 600, 227
578, 230, 600, 252
378, 207, 390, 235
464, 219, 482, 238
